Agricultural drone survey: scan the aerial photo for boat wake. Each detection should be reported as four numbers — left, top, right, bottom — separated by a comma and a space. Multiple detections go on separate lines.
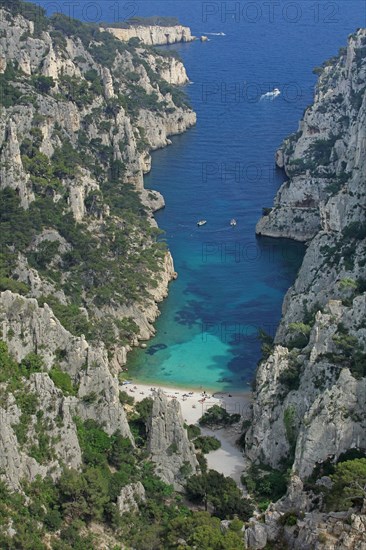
260, 88, 281, 101
204, 32, 226, 36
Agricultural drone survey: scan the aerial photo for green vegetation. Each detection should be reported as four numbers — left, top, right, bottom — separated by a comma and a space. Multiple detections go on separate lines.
324, 323, 366, 379
164, 512, 245, 549
0, 0, 193, 361
186, 470, 253, 520
186, 423, 201, 440
0, 0, 49, 36
258, 328, 274, 360
12, 390, 39, 446
342, 221, 366, 241
0, 396, 251, 549
198, 405, 241, 428
0, 341, 44, 389
283, 405, 298, 458
0, 187, 165, 317
119, 390, 135, 406
32, 75, 55, 94
241, 464, 288, 509
278, 351, 302, 391
28, 410, 56, 464
278, 510, 300, 526
287, 322, 311, 350
49, 366, 77, 396
128, 397, 154, 445
326, 458, 366, 511
307, 135, 338, 166
185, 423, 221, 453
193, 435, 221, 453
0, 5, 305, 547
128, 15, 180, 27
0, 61, 24, 107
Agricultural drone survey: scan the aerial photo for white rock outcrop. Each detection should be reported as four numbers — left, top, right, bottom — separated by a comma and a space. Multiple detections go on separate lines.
117, 482, 146, 514
104, 25, 195, 46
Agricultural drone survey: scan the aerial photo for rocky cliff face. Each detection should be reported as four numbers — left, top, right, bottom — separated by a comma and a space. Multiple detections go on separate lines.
103, 24, 195, 46
0, 289, 132, 488
243, 28, 366, 550
0, 7, 196, 372
244, 478, 366, 550
147, 390, 199, 489
0, 5, 197, 493
248, 27, 366, 474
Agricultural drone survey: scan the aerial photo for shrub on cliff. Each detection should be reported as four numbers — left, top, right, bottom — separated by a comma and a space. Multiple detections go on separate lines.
326, 458, 366, 510
241, 464, 288, 505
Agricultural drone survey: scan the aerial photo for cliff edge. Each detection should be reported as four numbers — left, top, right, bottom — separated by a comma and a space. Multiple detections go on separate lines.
242, 28, 366, 550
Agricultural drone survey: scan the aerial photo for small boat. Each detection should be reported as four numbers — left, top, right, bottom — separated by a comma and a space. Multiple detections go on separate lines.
230, 219, 237, 226
197, 220, 207, 226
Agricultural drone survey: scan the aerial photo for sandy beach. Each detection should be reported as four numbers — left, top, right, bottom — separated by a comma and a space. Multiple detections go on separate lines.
120, 380, 251, 484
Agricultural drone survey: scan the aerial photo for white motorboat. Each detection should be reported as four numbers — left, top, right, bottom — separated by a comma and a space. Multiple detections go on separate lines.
230, 219, 237, 226
197, 220, 207, 226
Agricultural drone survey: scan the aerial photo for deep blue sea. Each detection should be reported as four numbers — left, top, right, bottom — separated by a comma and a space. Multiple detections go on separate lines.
39, 0, 366, 391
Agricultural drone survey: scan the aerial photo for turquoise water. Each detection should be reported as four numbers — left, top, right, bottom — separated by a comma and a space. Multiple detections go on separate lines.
40, 0, 366, 392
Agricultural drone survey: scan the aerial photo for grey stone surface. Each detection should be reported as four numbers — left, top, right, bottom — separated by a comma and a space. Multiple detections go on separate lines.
147, 390, 199, 489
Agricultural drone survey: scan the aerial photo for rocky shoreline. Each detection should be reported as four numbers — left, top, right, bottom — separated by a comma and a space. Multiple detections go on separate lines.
241, 28, 366, 549
0, 6, 198, 491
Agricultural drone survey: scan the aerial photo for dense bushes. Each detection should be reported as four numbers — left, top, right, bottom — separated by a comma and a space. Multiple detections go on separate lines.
287, 322, 311, 349
127, 15, 180, 26
342, 222, 366, 241
185, 423, 221, 453
241, 464, 288, 509
258, 328, 274, 360
0, 0, 49, 36
0, 61, 23, 107
199, 405, 241, 428
49, 366, 77, 396
325, 458, 366, 511
128, 397, 154, 445
186, 470, 253, 520
193, 435, 221, 453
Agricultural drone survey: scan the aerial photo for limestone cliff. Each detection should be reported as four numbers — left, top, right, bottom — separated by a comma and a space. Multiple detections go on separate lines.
103, 24, 195, 46
0, 6, 196, 373
0, 289, 132, 488
242, 28, 366, 550
248, 27, 366, 473
0, 4, 197, 494
147, 390, 199, 489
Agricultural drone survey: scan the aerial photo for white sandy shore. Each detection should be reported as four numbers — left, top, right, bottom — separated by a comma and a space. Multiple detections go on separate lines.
121, 381, 251, 484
